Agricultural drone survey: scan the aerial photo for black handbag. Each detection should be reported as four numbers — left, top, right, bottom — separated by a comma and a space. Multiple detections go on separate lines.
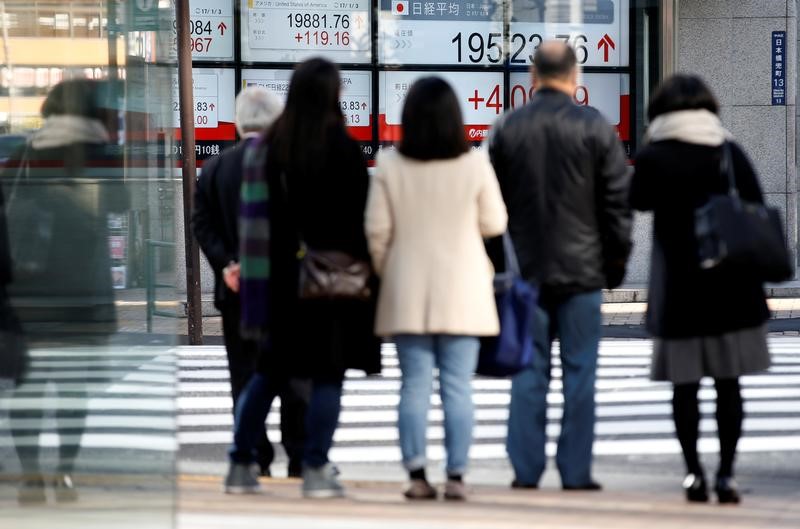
695, 142, 793, 282
0, 293, 28, 384
6, 144, 55, 281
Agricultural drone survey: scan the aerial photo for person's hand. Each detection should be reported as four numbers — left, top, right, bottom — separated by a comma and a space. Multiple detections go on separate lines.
223, 262, 240, 293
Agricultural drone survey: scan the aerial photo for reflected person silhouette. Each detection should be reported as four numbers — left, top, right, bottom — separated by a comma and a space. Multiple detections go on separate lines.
2, 79, 128, 504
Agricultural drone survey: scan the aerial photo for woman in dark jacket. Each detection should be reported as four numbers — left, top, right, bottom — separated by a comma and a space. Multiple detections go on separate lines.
631, 75, 770, 504
225, 58, 381, 498
2, 79, 127, 504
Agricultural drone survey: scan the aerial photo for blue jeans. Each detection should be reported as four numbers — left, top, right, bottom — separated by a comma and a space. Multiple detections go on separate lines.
506, 290, 602, 487
230, 373, 342, 469
394, 334, 480, 476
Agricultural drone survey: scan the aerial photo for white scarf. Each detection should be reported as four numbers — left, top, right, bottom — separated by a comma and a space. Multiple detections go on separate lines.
30, 115, 110, 150
644, 109, 731, 146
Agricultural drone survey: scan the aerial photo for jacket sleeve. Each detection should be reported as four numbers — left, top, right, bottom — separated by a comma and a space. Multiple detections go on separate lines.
730, 142, 765, 204
364, 159, 393, 276
477, 153, 508, 237
191, 155, 232, 272
595, 120, 633, 287
487, 116, 513, 202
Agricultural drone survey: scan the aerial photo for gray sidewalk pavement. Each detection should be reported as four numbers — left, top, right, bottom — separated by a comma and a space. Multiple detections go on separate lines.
114, 286, 800, 340
177, 459, 800, 529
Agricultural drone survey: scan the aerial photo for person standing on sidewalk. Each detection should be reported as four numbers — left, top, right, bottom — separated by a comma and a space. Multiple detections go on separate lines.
225, 58, 382, 498
488, 41, 632, 490
631, 75, 771, 504
192, 86, 308, 479
366, 77, 507, 501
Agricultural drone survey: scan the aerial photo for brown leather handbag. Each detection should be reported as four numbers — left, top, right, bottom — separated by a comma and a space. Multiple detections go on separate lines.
297, 245, 372, 301
280, 171, 372, 301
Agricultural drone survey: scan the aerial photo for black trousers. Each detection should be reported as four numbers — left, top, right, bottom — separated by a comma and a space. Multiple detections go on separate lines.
221, 300, 308, 470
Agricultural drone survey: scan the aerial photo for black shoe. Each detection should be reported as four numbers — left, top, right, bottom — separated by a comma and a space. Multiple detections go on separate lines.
287, 460, 303, 479
715, 476, 741, 504
511, 479, 538, 490
683, 473, 709, 503
257, 465, 272, 478
563, 480, 602, 491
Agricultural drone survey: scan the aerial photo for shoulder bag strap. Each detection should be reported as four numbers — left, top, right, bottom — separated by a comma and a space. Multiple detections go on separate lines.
278, 168, 307, 255
502, 232, 521, 276
6, 142, 31, 214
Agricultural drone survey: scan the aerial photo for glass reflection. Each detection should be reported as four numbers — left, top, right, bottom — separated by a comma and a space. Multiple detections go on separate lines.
0, 2, 176, 528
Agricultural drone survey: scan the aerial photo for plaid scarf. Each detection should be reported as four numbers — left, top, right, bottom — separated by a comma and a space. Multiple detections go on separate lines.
239, 135, 271, 341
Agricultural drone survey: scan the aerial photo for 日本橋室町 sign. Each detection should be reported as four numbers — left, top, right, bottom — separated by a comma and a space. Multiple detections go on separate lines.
773, 31, 786, 106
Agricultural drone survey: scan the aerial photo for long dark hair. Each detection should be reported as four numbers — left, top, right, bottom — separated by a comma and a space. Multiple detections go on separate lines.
267, 58, 344, 173
399, 77, 469, 161
647, 74, 719, 121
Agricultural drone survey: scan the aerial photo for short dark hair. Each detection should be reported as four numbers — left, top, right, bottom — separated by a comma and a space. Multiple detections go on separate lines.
399, 77, 469, 161
532, 43, 577, 81
41, 79, 106, 120
647, 74, 719, 121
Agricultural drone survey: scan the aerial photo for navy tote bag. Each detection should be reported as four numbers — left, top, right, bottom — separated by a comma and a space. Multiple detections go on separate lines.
477, 233, 538, 377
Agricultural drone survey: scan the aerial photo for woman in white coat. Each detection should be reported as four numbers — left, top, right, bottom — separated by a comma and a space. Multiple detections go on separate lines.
365, 77, 507, 501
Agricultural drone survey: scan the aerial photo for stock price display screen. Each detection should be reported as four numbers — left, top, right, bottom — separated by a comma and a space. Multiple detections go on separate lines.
510, 0, 629, 67
379, 71, 504, 143
170, 69, 237, 161
241, 0, 371, 63
163, 0, 234, 61
379, 0, 504, 65
242, 69, 374, 158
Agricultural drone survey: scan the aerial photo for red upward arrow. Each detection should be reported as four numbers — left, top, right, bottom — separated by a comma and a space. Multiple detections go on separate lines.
218, 21, 227, 36
597, 34, 616, 63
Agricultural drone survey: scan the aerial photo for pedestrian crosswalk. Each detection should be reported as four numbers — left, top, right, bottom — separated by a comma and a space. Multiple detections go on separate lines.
177, 338, 800, 463
2, 338, 800, 465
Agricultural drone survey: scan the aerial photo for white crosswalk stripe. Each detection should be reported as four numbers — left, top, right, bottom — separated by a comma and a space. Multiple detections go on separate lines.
2, 338, 800, 463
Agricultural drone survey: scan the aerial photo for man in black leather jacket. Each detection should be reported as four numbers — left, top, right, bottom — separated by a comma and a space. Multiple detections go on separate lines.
489, 41, 632, 491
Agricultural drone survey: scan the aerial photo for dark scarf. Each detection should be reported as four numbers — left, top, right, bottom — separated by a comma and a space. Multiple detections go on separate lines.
238, 135, 270, 340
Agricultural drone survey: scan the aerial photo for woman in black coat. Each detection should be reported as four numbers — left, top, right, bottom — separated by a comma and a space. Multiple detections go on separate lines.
631, 75, 770, 505
225, 58, 381, 498
1, 79, 128, 503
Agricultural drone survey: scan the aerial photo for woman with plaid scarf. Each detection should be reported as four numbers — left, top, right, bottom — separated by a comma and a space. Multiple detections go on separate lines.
225, 58, 381, 499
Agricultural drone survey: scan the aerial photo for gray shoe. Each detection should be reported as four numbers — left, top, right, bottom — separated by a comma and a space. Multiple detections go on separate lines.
404, 479, 437, 500
18, 476, 46, 505
443, 479, 467, 501
224, 463, 261, 494
302, 463, 345, 499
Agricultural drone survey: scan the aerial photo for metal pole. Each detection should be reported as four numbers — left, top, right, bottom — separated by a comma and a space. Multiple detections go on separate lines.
1, 1, 15, 132
107, 0, 117, 82
175, 0, 203, 344
660, 0, 677, 80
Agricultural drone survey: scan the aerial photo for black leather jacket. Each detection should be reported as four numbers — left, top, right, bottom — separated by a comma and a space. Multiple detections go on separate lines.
488, 88, 632, 297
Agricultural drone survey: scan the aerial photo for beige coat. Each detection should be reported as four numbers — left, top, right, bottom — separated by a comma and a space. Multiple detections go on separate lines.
365, 149, 508, 337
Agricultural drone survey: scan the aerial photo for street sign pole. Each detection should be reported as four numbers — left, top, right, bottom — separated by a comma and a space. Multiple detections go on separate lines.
175, 0, 203, 345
